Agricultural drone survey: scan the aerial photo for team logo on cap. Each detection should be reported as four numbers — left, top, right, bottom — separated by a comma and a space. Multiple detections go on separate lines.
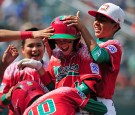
100, 4, 110, 11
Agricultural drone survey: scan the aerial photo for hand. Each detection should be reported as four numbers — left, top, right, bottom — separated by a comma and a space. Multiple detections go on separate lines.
17, 58, 42, 70
32, 26, 54, 39
63, 11, 85, 31
2, 45, 19, 66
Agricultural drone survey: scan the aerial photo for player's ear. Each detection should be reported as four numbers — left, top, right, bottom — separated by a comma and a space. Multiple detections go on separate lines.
113, 23, 120, 32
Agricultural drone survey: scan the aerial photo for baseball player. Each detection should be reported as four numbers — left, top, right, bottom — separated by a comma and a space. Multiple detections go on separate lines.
0, 27, 54, 115
17, 16, 108, 114
11, 80, 107, 115
63, 3, 125, 115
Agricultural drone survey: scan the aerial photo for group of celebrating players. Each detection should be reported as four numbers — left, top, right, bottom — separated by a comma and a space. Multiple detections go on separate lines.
0, 2, 125, 115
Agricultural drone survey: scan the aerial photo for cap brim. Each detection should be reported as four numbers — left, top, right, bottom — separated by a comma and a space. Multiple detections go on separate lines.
88, 10, 97, 17
49, 34, 77, 39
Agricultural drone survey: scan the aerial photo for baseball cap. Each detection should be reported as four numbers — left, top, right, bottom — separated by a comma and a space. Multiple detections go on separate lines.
88, 3, 125, 28
50, 16, 79, 40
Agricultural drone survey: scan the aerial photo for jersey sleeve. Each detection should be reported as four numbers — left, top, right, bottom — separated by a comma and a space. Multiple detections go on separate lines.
102, 40, 122, 71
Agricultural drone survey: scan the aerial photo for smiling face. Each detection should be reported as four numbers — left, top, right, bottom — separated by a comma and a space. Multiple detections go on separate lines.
21, 38, 45, 61
93, 14, 118, 38
55, 39, 74, 56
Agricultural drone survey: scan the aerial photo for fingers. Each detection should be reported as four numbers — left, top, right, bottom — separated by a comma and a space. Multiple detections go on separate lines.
4, 45, 11, 54
10, 47, 19, 57
43, 26, 54, 33
40, 27, 54, 39
76, 11, 80, 17
8, 45, 19, 56
17, 58, 30, 69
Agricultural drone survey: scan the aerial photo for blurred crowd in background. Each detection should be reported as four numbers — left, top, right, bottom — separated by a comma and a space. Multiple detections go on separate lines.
0, 0, 135, 115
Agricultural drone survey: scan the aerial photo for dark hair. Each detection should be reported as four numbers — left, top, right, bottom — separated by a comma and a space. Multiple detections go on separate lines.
48, 39, 56, 50
21, 27, 39, 47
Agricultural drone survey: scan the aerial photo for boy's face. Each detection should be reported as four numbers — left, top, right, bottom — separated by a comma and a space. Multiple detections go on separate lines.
55, 39, 74, 56
93, 14, 118, 38
22, 39, 45, 61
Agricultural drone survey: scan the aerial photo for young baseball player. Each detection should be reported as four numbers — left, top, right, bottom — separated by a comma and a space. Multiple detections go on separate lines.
18, 16, 108, 114
63, 2, 125, 115
11, 80, 107, 115
0, 27, 54, 42
0, 28, 54, 115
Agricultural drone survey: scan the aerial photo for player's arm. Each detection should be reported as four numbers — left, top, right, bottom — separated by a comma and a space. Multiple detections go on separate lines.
0, 87, 14, 106
76, 81, 94, 95
75, 82, 107, 114
0, 30, 21, 42
37, 67, 55, 91
0, 45, 19, 77
91, 45, 110, 63
63, 11, 97, 52
0, 29, 33, 42
0, 27, 54, 42
17, 59, 55, 91
83, 98, 107, 115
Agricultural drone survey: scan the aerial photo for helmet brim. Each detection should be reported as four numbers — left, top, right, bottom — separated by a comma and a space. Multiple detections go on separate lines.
49, 34, 77, 40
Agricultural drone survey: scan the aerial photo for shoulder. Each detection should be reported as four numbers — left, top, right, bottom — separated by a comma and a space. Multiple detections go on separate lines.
99, 40, 122, 47
100, 40, 122, 53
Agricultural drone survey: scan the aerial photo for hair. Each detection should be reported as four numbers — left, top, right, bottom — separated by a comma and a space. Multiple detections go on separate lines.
21, 27, 39, 47
73, 38, 81, 51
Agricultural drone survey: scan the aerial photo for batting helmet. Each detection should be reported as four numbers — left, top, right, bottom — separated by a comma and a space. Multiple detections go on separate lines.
11, 80, 45, 115
49, 15, 80, 40
48, 16, 81, 50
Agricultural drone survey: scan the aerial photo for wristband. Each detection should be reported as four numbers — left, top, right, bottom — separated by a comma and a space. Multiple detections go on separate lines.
1, 94, 10, 105
20, 31, 33, 40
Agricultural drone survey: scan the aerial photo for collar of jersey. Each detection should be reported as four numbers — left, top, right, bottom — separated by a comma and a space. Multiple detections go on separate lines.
96, 38, 113, 43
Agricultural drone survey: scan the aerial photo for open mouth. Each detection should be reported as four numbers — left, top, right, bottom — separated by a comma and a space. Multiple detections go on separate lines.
60, 46, 69, 52
30, 53, 40, 59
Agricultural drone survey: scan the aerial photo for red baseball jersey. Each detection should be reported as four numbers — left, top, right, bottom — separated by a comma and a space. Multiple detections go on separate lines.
23, 87, 89, 115
96, 40, 122, 99
47, 45, 101, 91
0, 61, 49, 115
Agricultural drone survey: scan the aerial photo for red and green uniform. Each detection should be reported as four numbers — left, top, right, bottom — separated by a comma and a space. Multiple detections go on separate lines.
91, 38, 122, 115
23, 87, 107, 115
0, 61, 49, 115
47, 45, 101, 93
92, 39, 122, 99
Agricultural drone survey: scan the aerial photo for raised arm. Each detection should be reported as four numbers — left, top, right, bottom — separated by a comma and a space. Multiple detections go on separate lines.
63, 11, 97, 51
0, 45, 19, 77
0, 27, 54, 42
